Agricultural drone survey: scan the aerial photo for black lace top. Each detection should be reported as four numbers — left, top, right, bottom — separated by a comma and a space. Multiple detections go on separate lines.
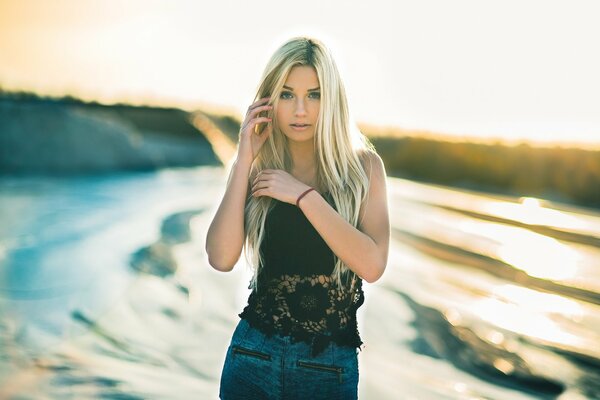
238, 192, 365, 357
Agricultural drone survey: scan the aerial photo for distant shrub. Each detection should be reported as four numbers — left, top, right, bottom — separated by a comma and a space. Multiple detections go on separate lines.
369, 135, 600, 209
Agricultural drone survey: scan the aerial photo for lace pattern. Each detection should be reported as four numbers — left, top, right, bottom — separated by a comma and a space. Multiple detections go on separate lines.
239, 273, 365, 357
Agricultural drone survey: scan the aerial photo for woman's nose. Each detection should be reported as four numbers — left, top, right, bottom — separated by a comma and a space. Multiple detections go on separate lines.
294, 99, 307, 116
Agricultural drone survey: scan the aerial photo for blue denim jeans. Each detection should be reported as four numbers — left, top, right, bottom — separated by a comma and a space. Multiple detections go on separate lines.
219, 318, 359, 399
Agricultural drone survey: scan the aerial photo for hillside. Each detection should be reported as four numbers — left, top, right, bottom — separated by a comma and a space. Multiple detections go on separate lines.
0, 94, 220, 175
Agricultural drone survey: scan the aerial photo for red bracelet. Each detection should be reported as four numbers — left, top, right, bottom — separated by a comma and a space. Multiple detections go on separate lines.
296, 187, 315, 207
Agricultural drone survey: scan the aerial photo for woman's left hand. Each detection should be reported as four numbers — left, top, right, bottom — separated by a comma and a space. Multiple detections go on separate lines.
251, 169, 312, 205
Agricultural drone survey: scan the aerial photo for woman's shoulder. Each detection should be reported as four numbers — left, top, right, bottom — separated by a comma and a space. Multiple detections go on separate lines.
357, 148, 385, 177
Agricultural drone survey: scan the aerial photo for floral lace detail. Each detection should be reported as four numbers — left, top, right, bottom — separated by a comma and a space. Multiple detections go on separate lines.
239, 273, 365, 357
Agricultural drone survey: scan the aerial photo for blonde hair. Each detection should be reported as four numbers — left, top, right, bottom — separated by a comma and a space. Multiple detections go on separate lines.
244, 36, 375, 290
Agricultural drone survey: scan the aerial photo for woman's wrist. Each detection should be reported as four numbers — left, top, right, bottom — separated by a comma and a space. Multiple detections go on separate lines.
296, 187, 316, 207
233, 157, 253, 176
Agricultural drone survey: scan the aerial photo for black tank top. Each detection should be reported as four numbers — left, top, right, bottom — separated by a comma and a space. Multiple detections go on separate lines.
238, 192, 365, 357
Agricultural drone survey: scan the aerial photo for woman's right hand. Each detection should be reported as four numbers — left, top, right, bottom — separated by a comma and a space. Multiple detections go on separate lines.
237, 97, 273, 164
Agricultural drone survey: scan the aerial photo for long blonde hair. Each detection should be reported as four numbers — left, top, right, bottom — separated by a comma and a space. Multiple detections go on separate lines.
244, 36, 375, 290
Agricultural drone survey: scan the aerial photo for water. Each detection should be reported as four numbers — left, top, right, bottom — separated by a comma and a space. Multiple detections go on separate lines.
1, 166, 599, 399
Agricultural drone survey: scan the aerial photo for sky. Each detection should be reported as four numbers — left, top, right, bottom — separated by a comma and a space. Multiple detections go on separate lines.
1, 0, 599, 148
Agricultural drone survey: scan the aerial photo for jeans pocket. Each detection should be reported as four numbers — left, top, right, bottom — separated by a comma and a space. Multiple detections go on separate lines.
297, 360, 344, 383
231, 345, 272, 362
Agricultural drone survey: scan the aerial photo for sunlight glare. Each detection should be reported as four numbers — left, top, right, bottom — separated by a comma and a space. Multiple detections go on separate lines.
496, 231, 580, 280
469, 288, 583, 348
483, 197, 589, 230
457, 220, 581, 281
493, 284, 584, 319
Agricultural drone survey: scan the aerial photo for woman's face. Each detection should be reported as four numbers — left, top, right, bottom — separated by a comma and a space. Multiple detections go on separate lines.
276, 65, 321, 143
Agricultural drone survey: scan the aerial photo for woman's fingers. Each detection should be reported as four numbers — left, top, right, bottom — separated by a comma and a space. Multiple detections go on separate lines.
246, 97, 271, 117
243, 117, 271, 134
249, 96, 270, 108
247, 106, 273, 131
251, 182, 268, 196
240, 116, 270, 134
238, 97, 273, 161
244, 98, 272, 125
241, 104, 272, 134
245, 104, 272, 121
252, 170, 275, 184
248, 104, 273, 120
241, 97, 271, 127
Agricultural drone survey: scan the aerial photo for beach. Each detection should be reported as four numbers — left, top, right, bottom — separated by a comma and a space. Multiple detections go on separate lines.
1, 165, 599, 399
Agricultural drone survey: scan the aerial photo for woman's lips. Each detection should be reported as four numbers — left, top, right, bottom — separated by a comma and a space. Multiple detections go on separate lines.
290, 124, 310, 131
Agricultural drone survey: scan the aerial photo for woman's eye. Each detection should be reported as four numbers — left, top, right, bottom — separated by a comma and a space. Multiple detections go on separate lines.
279, 91, 320, 100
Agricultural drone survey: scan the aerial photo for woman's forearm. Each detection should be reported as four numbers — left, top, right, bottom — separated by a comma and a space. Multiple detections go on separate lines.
205, 157, 252, 271
298, 191, 388, 283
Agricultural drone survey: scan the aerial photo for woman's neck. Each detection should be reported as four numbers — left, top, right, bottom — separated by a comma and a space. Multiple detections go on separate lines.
289, 140, 315, 171
288, 140, 319, 189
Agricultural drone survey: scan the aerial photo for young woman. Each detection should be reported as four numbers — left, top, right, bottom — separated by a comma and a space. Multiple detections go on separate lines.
206, 36, 390, 400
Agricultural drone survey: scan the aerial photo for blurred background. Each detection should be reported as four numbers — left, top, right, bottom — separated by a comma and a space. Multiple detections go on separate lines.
1, 0, 599, 399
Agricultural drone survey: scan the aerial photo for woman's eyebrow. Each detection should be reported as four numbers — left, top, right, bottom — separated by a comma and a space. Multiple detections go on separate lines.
283, 85, 320, 92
